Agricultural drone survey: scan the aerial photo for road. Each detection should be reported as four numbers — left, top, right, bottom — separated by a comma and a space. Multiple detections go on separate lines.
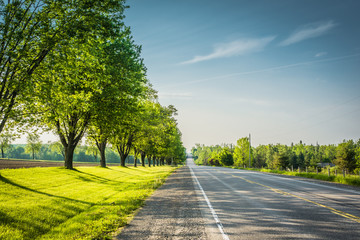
188, 158, 360, 239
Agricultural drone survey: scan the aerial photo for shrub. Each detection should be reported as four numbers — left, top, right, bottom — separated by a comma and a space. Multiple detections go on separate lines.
218, 148, 234, 166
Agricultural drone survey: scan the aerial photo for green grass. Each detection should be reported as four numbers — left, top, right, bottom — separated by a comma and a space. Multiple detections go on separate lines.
0, 166, 176, 240
229, 166, 360, 187
0, 158, 104, 164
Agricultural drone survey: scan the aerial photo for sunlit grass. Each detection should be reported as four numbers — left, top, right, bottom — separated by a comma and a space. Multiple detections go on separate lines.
0, 166, 175, 240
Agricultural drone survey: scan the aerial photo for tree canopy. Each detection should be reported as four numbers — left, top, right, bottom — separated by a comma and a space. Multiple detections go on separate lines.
2, 1, 186, 169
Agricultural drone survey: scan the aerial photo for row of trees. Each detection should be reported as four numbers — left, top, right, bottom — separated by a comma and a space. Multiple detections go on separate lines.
191, 138, 360, 173
1, 143, 141, 164
0, 1, 185, 169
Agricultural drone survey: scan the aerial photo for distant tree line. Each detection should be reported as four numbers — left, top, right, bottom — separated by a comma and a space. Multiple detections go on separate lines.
0, 1, 186, 169
1, 143, 139, 164
191, 138, 360, 174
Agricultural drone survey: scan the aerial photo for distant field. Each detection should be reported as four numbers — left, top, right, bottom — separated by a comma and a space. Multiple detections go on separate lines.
0, 165, 176, 239
0, 159, 121, 169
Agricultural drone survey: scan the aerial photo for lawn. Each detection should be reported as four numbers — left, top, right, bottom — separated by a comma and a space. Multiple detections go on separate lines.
0, 166, 176, 239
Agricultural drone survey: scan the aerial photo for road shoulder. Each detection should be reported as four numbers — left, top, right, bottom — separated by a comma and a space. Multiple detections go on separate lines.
115, 166, 207, 240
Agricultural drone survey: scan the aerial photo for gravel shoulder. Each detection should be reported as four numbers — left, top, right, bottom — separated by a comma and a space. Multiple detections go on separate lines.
115, 166, 207, 240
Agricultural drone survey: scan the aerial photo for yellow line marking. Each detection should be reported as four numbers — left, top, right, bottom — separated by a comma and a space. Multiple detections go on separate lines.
220, 171, 360, 223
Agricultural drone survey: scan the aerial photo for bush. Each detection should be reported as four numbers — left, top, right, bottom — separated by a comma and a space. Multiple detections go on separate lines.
208, 158, 220, 166
218, 148, 234, 166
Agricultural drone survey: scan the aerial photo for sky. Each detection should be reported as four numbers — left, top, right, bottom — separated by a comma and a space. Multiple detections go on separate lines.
15, 0, 360, 151
124, 0, 360, 150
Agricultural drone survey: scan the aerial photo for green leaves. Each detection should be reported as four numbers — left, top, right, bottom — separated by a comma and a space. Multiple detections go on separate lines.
234, 137, 252, 167
0, 0, 127, 133
1, 1, 185, 168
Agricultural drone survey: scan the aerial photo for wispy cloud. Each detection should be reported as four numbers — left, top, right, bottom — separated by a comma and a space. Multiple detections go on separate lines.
181, 36, 276, 64
315, 52, 327, 57
235, 98, 273, 106
280, 20, 337, 46
166, 53, 360, 88
158, 92, 193, 100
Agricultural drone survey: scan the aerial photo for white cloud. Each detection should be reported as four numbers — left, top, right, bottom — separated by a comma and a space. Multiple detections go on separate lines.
280, 20, 337, 46
315, 52, 327, 57
181, 36, 276, 64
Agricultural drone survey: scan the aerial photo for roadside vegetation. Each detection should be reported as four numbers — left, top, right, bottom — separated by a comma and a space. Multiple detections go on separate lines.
0, 1, 186, 169
0, 166, 176, 240
0, 144, 157, 165
192, 138, 360, 186
0, 1, 186, 239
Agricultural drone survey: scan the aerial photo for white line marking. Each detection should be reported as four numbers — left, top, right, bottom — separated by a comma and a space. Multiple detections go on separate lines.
189, 167, 230, 240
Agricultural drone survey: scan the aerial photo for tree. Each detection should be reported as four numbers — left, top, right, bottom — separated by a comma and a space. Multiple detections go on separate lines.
355, 139, 360, 174
111, 103, 144, 167
0, 130, 15, 158
30, 38, 106, 169
335, 140, 356, 173
0, 0, 127, 134
49, 141, 65, 159
273, 146, 289, 170
25, 132, 41, 159
297, 152, 305, 169
85, 140, 99, 162
208, 151, 220, 166
150, 104, 185, 166
129, 101, 162, 167
234, 137, 252, 167
218, 147, 234, 166
87, 36, 148, 168
253, 145, 267, 168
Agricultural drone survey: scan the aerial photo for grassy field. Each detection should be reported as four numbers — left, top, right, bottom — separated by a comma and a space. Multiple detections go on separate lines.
230, 167, 360, 187
0, 165, 176, 239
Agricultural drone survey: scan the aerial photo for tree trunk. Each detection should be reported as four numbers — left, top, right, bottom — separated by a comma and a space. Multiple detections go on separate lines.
134, 156, 137, 167
1, 148, 4, 158
97, 140, 107, 168
153, 156, 156, 167
99, 147, 106, 168
140, 151, 146, 167
64, 145, 76, 169
119, 151, 127, 167
32, 150, 35, 160
56, 115, 89, 170
166, 158, 171, 165
156, 158, 159, 166
148, 155, 152, 167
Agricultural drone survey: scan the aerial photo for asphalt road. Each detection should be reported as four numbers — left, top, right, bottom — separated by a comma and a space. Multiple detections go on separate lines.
188, 158, 360, 239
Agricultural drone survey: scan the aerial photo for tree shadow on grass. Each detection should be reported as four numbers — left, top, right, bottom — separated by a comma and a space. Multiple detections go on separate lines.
0, 174, 136, 240
0, 175, 95, 239
73, 168, 143, 182
0, 174, 93, 206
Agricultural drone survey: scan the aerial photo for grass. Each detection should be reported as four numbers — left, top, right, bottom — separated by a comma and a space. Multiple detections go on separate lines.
0, 165, 176, 240
229, 166, 360, 187
0, 158, 102, 164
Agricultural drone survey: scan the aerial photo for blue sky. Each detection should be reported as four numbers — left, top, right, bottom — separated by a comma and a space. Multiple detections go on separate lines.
124, 0, 360, 150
